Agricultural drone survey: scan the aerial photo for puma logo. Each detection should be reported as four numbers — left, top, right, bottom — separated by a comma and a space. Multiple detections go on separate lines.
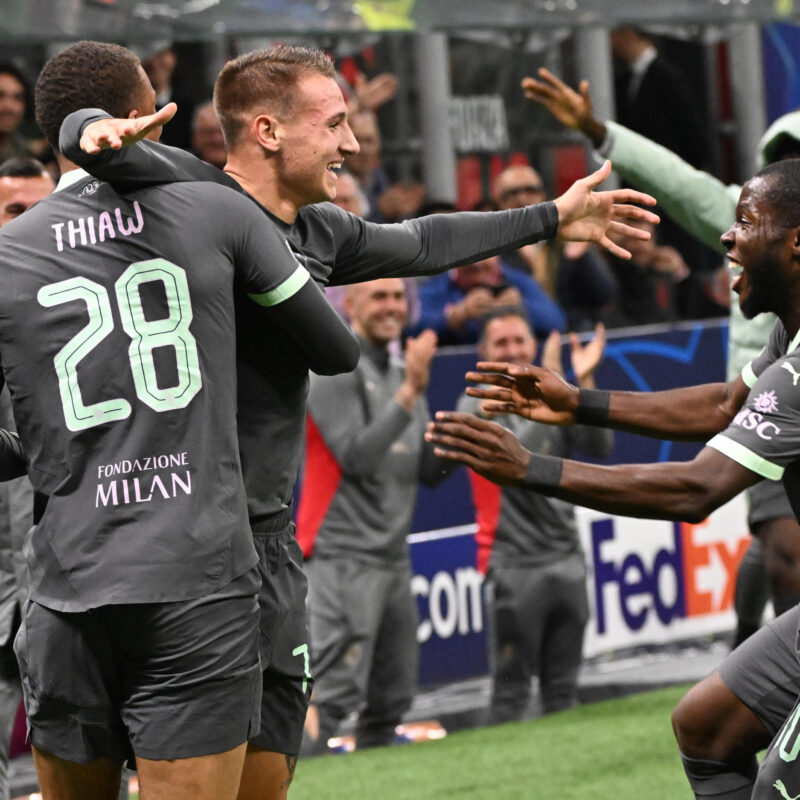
776, 779, 800, 800
781, 361, 800, 386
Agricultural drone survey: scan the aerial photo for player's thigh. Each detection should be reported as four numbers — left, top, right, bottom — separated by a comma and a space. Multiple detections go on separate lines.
237, 748, 296, 800
120, 571, 261, 762
15, 601, 131, 766
136, 743, 247, 800
32, 747, 122, 800
249, 534, 311, 757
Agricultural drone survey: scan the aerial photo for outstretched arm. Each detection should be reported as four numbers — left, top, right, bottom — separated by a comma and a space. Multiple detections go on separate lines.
59, 108, 239, 193
425, 412, 757, 522
464, 363, 749, 442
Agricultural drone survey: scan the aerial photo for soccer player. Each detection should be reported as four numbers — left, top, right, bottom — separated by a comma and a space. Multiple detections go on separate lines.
6, 41, 358, 800
61, 43, 660, 799
426, 157, 800, 800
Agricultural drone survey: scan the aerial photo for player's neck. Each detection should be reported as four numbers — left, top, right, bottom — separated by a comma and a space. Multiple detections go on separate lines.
55, 153, 81, 177
224, 157, 299, 225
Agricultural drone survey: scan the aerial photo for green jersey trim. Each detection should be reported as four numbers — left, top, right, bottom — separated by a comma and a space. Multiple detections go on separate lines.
248, 264, 310, 307
707, 434, 784, 481
741, 361, 758, 389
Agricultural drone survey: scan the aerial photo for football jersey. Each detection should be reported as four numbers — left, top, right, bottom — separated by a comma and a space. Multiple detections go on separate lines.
0, 170, 314, 611
709, 320, 800, 519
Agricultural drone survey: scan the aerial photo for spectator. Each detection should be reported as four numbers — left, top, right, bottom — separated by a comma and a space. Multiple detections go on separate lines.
0, 157, 54, 226
190, 101, 227, 170
457, 308, 612, 720
602, 214, 690, 328
346, 109, 391, 219
0, 156, 53, 800
413, 255, 565, 345
493, 164, 616, 330
611, 27, 717, 277
0, 64, 32, 164
297, 278, 453, 753
137, 41, 195, 149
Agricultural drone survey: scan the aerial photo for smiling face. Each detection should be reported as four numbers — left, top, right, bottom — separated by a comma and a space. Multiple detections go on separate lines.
479, 314, 536, 366
722, 176, 797, 320
346, 278, 407, 347
274, 73, 359, 208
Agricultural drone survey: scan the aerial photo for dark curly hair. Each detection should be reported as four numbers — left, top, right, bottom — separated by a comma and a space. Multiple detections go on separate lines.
35, 41, 143, 151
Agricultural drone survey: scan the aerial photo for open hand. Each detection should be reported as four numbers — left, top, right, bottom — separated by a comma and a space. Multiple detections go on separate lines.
464, 362, 578, 425
554, 161, 660, 260
425, 412, 531, 486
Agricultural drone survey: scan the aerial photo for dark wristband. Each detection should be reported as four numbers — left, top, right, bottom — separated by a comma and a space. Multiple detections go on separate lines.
521, 452, 563, 493
575, 388, 611, 426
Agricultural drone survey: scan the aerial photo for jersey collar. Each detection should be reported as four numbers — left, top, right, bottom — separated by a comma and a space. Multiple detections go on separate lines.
54, 168, 91, 192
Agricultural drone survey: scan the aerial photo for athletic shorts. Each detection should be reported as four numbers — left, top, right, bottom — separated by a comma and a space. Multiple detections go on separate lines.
250, 521, 312, 755
15, 568, 261, 764
748, 479, 795, 527
718, 604, 800, 737
753, 693, 800, 798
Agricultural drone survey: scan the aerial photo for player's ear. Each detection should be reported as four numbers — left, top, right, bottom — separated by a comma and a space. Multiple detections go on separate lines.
792, 225, 800, 258
252, 113, 281, 153
127, 110, 139, 120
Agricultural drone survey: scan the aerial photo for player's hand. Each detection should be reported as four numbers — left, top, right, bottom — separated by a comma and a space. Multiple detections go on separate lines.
570, 323, 605, 387
403, 329, 438, 394
464, 362, 579, 425
553, 161, 660, 260
522, 69, 607, 147
425, 412, 531, 486
79, 103, 177, 154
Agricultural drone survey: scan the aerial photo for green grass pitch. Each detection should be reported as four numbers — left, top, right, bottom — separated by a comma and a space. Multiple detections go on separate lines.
289, 685, 694, 799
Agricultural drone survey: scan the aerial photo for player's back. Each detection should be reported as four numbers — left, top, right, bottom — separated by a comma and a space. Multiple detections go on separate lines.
0, 171, 256, 611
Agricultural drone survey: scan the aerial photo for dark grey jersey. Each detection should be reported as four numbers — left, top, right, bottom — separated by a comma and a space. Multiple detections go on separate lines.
0, 170, 335, 611
710, 319, 800, 518
61, 111, 560, 528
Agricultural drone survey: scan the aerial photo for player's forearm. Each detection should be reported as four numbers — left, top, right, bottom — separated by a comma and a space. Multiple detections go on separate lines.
264, 279, 360, 376
523, 454, 731, 522
60, 109, 239, 192
583, 381, 741, 441
340, 204, 559, 282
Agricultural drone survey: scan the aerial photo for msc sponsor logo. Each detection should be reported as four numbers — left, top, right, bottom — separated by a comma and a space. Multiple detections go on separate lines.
591, 518, 748, 634
732, 406, 781, 440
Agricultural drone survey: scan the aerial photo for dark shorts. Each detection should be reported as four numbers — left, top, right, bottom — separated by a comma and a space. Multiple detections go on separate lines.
748, 479, 795, 527
753, 693, 800, 798
15, 568, 261, 764
250, 523, 312, 755
718, 604, 800, 737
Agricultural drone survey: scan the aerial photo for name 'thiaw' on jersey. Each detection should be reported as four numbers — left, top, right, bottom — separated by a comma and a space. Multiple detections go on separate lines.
51, 200, 144, 252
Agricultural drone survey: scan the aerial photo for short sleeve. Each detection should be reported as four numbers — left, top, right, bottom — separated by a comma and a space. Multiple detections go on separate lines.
709, 352, 800, 480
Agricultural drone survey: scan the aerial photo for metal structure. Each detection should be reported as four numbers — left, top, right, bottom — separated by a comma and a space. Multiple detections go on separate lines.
1, 0, 799, 42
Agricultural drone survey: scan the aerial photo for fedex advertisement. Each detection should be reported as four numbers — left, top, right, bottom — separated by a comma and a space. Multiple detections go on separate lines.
410, 495, 750, 685
577, 495, 750, 656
